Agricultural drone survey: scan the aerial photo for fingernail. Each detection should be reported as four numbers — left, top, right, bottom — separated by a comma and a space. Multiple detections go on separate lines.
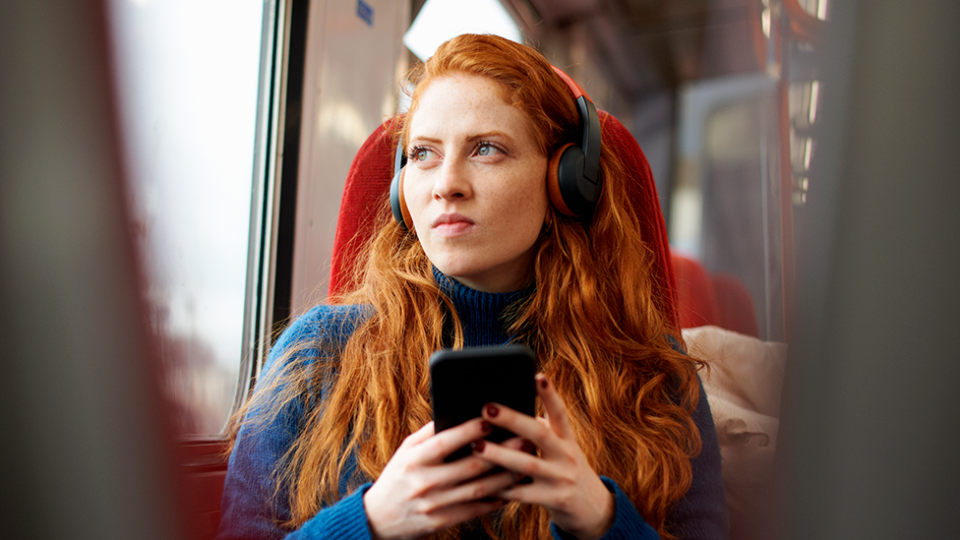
480, 420, 492, 433
472, 440, 485, 453
539, 378, 548, 390
485, 404, 499, 417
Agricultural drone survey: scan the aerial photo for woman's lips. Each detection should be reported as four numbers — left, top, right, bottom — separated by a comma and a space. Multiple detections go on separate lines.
432, 213, 476, 236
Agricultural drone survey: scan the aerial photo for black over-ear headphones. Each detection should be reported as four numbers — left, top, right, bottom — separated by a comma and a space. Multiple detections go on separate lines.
546, 66, 603, 219
390, 138, 411, 229
390, 66, 602, 230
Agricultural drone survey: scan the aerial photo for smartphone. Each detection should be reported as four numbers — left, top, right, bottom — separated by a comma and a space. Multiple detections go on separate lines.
429, 344, 536, 461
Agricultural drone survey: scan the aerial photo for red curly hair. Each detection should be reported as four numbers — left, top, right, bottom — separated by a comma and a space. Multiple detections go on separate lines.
232, 34, 703, 540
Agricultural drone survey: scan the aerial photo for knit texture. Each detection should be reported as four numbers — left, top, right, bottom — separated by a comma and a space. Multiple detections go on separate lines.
217, 273, 728, 540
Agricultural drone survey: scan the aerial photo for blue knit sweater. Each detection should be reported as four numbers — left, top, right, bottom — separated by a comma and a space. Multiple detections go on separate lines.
217, 270, 729, 539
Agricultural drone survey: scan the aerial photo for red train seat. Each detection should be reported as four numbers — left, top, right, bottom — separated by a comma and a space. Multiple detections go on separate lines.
671, 251, 721, 329
672, 251, 759, 338
712, 273, 759, 338
327, 111, 682, 332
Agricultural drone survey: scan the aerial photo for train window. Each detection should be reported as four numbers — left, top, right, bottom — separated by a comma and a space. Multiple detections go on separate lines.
789, 79, 820, 205
671, 75, 785, 342
404, 0, 521, 61
796, 0, 830, 20
664, 0, 832, 342
107, 0, 268, 436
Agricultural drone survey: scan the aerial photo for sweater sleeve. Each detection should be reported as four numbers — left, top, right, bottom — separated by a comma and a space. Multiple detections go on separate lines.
550, 477, 660, 540
217, 422, 375, 540
664, 375, 730, 540
550, 376, 729, 540
216, 306, 375, 540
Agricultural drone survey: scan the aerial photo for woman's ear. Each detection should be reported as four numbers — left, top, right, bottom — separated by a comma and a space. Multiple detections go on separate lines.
540, 201, 556, 231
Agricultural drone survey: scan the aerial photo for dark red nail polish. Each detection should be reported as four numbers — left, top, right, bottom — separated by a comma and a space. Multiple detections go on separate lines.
485, 404, 499, 417
472, 440, 485, 453
539, 378, 548, 390
480, 420, 492, 433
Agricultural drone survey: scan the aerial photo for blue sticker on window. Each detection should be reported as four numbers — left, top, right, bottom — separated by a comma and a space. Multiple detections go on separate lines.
357, 0, 374, 27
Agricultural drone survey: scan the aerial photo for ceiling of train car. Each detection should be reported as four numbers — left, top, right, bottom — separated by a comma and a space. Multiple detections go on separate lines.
513, 0, 761, 99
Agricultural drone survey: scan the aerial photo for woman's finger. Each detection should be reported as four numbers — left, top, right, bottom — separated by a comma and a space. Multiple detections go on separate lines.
471, 438, 555, 482
493, 477, 546, 504
535, 373, 576, 440
401, 426, 533, 496
419, 498, 506, 534
398, 421, 435, 449
481, 402, 548, 440
498, 436, 533, 453
418, 453, 499, 492
412, 417, 492, 464
477, 437, 616, 539
417, 435, 532, 491
481, 401, 574, 460
423, 468, 516, 510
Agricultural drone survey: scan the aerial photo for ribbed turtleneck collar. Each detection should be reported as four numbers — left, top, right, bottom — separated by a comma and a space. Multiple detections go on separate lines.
432, 267, 533, 347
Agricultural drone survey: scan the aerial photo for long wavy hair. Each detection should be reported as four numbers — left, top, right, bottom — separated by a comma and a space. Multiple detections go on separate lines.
230, 34, 703, 540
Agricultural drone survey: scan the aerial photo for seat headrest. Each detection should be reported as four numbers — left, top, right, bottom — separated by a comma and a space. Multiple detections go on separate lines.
328, 111, 680, 331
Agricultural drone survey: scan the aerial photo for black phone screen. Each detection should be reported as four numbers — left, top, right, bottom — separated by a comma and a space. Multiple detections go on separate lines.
429, 344, 536, 461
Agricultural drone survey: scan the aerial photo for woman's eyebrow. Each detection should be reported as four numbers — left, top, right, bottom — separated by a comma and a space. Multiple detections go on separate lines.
466, 130, 514, 143
407, 135, 441, 145
409, 131, 517, 144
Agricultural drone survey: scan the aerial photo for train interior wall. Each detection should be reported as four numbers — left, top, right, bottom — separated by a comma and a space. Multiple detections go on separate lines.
3, 1, 960, 540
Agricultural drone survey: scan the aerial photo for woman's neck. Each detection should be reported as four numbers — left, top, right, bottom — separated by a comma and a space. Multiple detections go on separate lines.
432, 267, 532, 347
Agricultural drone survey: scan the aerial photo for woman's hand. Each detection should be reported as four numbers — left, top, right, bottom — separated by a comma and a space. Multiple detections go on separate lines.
362, 419, 522, 540
473, 374, 616, 540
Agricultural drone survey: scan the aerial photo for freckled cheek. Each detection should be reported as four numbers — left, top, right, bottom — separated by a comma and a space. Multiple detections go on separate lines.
404, 178, 432, 229
492, 192, 548, 239
509, 170, 549, 218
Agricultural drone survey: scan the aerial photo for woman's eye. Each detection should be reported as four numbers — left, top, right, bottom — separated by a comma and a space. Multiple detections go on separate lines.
477, 143, 501, 157
411, 147, 434, 162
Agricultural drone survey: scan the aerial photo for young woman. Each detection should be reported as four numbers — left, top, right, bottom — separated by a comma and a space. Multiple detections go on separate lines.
218, 34, 728, 540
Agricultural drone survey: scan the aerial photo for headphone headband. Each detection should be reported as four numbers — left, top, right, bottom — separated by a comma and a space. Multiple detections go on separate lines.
547, 66, 603, 218
551, 66, 590, 101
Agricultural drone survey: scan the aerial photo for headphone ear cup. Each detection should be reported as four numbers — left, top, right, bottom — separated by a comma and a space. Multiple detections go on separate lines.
390, 168, 405, 227
547, 143, 583, 218
389, 168, 413, 231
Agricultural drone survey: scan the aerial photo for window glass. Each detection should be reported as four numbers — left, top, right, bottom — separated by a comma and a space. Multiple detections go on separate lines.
107, 0, 265, 435
403, 0, 521, 61
671, 75, 785, 342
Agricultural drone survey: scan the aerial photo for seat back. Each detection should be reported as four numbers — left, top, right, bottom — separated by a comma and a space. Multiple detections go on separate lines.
672, 251, 721, 329
327, 117, 400, 298
672, 250, 760, 338
328, 111, 680, 331
711, 274, 759, 338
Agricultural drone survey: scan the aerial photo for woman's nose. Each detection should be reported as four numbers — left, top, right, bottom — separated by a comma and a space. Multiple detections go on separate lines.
432, 158, 473, 201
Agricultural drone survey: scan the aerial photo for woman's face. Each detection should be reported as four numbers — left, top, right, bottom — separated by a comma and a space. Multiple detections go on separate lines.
404, 74, 549, 293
